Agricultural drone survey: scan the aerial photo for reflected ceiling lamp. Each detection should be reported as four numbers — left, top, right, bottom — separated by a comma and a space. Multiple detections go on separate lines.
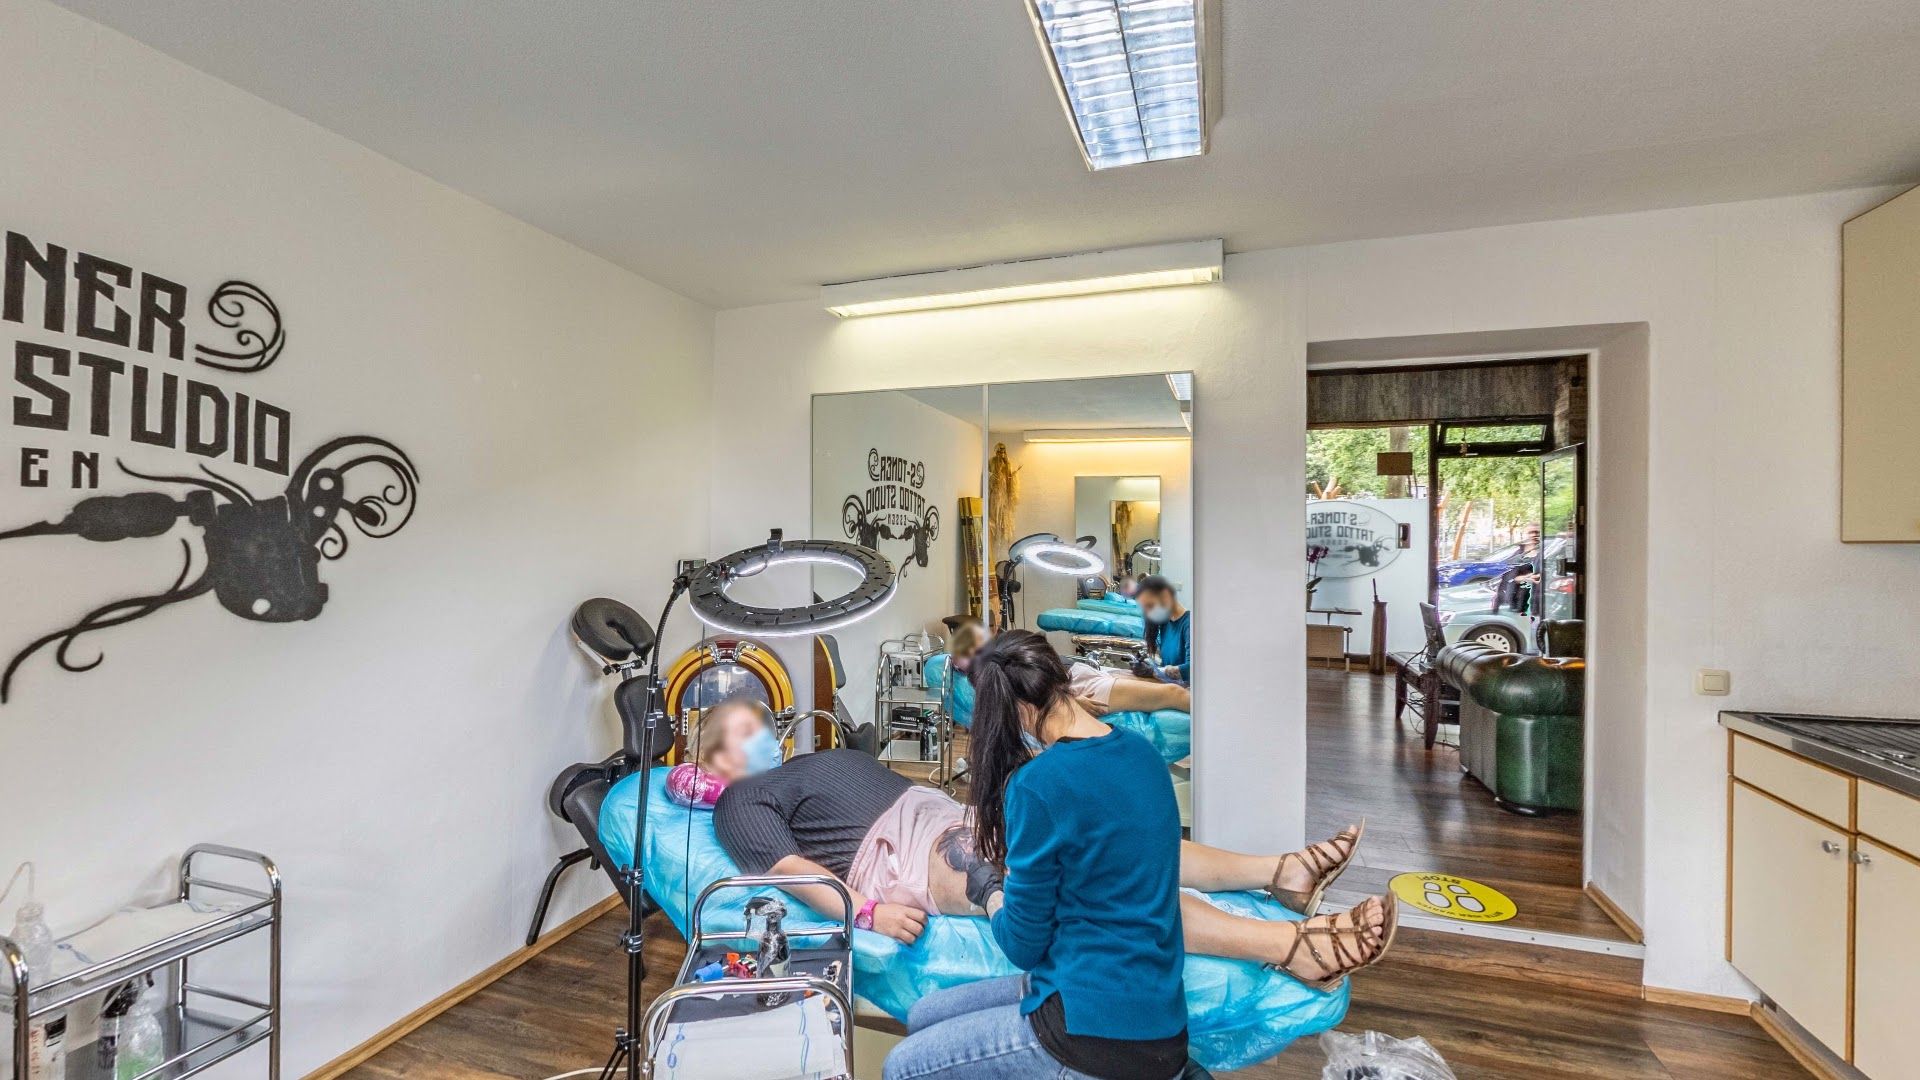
1023, 427, 1189, 444
997, 532, 1105, 627
1026, 0, 1221, 171
822, 240, 1222, 318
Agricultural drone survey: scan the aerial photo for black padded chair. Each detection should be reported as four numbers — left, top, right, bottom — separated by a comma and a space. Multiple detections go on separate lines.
526, 598, 673, 945
1391, 602, 1459, 749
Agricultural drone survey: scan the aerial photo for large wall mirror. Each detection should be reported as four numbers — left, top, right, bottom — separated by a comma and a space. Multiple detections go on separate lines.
810, 372, 1195, 825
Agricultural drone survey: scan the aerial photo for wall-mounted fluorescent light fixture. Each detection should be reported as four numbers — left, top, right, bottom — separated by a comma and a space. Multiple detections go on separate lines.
1026, 0, 1221, 170
823, 239, 1222, 318
1023, 427, 1191, 444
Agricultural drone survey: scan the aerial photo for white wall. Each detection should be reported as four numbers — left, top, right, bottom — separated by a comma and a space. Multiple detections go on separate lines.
0, 0, 711, 1072
811, 391, 982, 727
712, 186, 1920, 999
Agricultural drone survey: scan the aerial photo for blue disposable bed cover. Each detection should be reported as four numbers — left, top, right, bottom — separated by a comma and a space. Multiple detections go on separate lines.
600, 767, 1347, 1071
1076, 595, 1142, 616
1036, 607, 1145, 638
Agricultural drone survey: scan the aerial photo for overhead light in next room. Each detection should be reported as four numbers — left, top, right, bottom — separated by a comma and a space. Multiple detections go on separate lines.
822, 239, 1222, 317
1024, 427, 1190, 443
1025, 0, 1220, 170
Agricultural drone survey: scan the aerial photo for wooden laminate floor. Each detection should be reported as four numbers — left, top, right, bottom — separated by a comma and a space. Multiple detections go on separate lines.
1305, 667, 1630, 942
343, 908, 1806, 1080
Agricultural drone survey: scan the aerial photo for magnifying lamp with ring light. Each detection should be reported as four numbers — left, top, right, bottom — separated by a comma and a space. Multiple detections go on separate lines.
589, 529, 896, 1080
995, 532, 1106, 628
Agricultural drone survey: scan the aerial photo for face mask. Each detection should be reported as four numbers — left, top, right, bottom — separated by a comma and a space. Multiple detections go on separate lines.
1144, 606, 1171, 625
1020, 728, 1046, 754
741, 727, 784, 776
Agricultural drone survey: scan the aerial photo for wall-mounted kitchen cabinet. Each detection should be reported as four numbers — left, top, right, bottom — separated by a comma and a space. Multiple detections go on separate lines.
1843, 184, 1920, 542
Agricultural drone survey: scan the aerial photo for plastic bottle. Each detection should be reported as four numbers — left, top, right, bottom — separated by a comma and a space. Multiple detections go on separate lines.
11, 902, 65, 1080
113, 978, 163, 1080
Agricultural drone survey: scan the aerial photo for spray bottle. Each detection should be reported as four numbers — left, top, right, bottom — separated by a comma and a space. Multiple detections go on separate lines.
2, 864, 65, 1080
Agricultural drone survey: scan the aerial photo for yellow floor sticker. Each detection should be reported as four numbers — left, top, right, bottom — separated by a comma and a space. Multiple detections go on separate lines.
1388, 872, 1518, 923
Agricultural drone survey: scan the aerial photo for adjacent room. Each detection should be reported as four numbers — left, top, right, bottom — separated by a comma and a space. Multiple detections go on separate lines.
3, 3, 1919, 1080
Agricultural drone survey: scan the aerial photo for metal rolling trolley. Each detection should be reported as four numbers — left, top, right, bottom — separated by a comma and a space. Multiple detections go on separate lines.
641, 875, 856, 1080
873, 636, 955, 789
4, 844, 281, 1080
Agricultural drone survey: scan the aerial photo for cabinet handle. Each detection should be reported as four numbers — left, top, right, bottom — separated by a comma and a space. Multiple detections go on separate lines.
1852, 850, 1872, 866
1821, 840, 1843, 855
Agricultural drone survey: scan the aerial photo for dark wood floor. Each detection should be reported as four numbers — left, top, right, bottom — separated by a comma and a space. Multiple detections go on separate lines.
1305, 667, 1629, 942
345, 908, 1806, 1080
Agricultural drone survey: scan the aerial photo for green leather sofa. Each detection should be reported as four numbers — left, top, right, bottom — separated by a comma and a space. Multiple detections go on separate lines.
1436, 641, 1585, 814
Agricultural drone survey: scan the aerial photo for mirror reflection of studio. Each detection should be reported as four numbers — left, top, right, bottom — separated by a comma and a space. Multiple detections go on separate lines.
5, 3, 1918, 1080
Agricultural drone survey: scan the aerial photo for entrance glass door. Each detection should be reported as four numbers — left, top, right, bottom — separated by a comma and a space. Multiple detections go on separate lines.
1539, 445, 1584, 622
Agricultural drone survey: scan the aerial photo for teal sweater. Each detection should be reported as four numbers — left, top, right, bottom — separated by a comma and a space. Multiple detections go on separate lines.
1147, 610, 1192, 682
990, 727, 1187, 1040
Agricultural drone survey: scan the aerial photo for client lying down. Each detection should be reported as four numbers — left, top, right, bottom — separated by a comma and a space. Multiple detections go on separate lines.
949, 619, 1190, 715
680, 698, 1393, 989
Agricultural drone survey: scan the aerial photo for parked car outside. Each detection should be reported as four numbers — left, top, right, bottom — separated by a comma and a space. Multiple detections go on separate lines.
1434, 537, 1566, 587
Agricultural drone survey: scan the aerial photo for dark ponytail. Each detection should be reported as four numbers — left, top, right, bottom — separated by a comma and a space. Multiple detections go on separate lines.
966, 630, 1073, 865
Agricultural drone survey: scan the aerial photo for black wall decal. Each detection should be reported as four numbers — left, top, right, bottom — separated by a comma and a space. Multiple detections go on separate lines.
2, 226, 418, 703
0, 438, 417, 701
192, 281, 285, 373
842, 448, 938, 574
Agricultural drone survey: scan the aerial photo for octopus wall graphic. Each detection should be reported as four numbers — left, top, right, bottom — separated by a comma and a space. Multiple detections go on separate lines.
1, 229, 418, 703
843, 447, 938, 576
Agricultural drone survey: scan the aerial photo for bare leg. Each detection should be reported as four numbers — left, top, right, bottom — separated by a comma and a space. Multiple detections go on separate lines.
1180, 828, 1360, 898
1180, 892, 1393, 978
1104, 677, 1192, 714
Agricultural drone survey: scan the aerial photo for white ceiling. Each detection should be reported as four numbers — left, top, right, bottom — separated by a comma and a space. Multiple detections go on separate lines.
54, 0, 1920, 309
901, 374, 1185, 432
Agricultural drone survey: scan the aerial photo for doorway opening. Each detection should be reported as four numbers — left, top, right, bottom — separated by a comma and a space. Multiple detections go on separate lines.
1303, 356, 1631, 954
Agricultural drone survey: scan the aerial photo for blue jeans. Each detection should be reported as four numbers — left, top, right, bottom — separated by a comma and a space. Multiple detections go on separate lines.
881, 975, 1098, 1080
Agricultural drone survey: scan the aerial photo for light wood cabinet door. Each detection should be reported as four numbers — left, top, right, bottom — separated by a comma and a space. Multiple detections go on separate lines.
1843, 184, 1920, 542
1730, 783, 1851, 1054
1853, 839, 1920, 1079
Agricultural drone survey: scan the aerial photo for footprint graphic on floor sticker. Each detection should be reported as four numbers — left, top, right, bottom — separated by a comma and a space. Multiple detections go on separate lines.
1422, 882, 1453, 909
1447, 883, 1487, 913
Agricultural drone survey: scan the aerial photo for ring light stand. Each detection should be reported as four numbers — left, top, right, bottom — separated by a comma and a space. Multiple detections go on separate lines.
597, 529, 895, 1080
994, 532, 1106, 629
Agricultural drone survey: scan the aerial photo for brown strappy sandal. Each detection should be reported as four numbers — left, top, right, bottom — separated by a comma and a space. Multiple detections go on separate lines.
1274, 893, 1400, 992
1267, 821, 1364, 915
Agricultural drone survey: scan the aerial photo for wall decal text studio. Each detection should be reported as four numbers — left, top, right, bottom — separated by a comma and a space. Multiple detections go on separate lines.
0, 228, 418, 703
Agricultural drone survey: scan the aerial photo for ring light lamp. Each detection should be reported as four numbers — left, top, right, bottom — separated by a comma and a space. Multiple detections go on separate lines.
686, 533, 897, 637
996, 533, 1105, 628
592, 528, 895, 1080
1008, 532, 1106, 576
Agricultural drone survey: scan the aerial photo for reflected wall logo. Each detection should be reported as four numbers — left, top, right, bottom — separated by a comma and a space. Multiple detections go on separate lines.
840, 447, 938, 574
0, 228, 419, 703
1306, 500, 1401, 578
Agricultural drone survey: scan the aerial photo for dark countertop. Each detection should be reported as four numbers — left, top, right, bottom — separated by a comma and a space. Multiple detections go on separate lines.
1721, 710, 1920, 800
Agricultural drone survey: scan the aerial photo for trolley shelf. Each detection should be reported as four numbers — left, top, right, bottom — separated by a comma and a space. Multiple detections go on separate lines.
4, 844, 281, 1080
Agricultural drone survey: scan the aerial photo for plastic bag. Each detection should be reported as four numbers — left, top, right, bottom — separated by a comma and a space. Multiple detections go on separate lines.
1319, 1030, 1457, 1080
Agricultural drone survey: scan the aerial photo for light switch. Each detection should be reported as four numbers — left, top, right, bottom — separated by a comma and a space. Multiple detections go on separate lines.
1696, 669, 1731, 696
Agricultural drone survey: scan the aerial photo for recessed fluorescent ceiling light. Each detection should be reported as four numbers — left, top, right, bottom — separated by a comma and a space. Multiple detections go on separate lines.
822, 240, 1222, 317
1027, 0, 1213, 170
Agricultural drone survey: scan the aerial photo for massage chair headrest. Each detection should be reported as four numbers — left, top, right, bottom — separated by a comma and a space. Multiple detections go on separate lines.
572, 597, 657, 668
